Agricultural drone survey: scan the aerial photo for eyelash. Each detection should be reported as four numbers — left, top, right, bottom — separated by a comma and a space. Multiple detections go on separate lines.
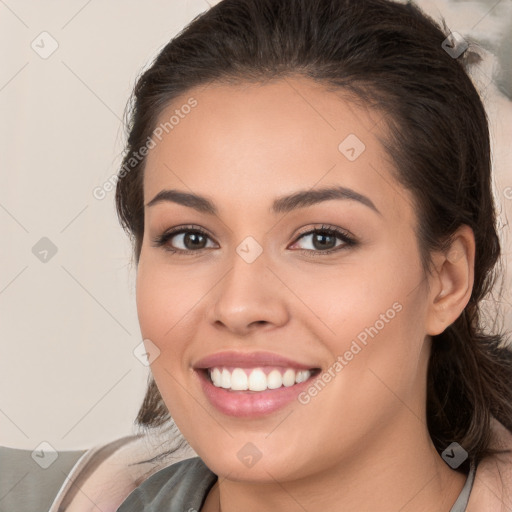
151, 224, 357, 257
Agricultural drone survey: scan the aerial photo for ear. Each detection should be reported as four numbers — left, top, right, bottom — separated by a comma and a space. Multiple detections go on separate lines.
425, 225, 475, 336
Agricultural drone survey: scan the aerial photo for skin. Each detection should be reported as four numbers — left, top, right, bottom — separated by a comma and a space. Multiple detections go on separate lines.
136, 76, 475, 512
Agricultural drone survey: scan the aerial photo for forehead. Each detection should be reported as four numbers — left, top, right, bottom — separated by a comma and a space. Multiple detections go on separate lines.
143, 77, 411, 222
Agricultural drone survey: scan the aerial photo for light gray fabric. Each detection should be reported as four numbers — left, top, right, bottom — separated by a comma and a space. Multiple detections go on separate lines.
116, 456, 477, 511
449, 460, 477, 512
0, 446, 86, 512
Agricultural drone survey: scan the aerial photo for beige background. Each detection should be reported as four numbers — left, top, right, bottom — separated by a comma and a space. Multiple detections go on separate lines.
1, 0, 511, 452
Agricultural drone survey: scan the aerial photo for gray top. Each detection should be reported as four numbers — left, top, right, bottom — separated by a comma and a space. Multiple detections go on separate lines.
116, 457, 217, 512
116, 456, 476, 512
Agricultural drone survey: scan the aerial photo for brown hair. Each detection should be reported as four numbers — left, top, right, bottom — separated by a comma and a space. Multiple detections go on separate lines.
115, 0, 512, 468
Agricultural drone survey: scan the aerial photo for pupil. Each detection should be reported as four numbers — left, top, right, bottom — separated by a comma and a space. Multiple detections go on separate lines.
314, 233, 335, 250
185, 232, 206, 250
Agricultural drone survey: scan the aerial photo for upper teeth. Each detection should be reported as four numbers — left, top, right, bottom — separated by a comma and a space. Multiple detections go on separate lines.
208, 367, 312, 391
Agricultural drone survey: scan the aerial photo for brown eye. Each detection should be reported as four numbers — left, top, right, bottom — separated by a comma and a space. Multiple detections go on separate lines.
177, 231, 209, 250
152, 226, 217, 253
290, 225, 357, 255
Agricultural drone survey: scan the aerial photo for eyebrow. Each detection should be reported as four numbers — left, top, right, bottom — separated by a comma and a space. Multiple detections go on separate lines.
146, 186, 381, 216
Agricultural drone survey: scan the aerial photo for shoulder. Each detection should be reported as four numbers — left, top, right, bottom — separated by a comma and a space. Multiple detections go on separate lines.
49, 423, 198, 512
117, 457, 217, 512
467, 418, 512, 511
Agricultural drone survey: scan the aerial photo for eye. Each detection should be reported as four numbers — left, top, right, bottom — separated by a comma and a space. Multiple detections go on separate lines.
289, 224, 357, 255
151, 223, 357, 256
151, 225, 217, 254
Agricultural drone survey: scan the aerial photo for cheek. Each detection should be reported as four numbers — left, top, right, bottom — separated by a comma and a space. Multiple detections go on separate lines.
135, 255, 204, 350
136, 265, 166, 347
291, 243, 424, 350
309, 244, 428, 395
135, 259, 195, 416
324, 292, 428, 437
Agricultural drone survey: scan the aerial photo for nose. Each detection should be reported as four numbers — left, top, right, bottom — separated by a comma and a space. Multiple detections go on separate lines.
207, 247, 289, 336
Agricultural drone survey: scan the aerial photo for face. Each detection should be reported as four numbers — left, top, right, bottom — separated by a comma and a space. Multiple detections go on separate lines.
136, 77, 433, 482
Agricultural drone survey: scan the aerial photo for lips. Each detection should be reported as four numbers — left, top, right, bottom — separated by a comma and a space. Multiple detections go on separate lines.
192, 351, 321, 417
193, 350, 318, 371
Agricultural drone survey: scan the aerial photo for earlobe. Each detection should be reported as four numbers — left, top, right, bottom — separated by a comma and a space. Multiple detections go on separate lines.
426, 225, 475, 336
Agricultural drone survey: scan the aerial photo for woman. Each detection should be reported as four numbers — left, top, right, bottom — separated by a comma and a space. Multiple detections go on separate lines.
113, 0, 512, 510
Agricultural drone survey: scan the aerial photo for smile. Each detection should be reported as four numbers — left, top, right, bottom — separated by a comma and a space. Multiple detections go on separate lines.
193, 351, 322, 417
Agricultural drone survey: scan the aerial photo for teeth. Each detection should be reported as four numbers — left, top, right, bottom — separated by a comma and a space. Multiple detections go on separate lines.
212, 368, 222, 387
209, 367, 313, 392
267, 369, 283, 389
282, 368, 296, 387
231, 368, 248, 390
221, 368, 231, 389
295, 370, 310, 383
248, 368, 267, 391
